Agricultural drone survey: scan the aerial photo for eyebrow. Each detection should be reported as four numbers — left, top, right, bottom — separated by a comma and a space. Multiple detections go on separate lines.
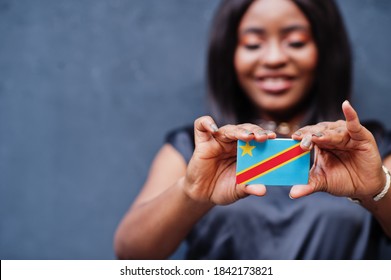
240, 25, 310, 36
240, 27, 265, 35
281, 25, 309, 34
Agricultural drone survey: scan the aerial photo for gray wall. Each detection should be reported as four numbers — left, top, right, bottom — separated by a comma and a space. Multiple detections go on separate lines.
0, 0, 390, 260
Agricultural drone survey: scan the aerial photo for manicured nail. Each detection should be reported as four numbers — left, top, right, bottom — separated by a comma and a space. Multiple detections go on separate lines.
210, 123, 218, 132
313, 132, 323, 137
302, 135, 312, 148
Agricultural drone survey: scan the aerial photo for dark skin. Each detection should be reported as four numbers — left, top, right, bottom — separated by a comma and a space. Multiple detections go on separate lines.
114, 0, 391, 259
114, 102, 391, 259
186, 101, 388, 204
184, 101, 391, 237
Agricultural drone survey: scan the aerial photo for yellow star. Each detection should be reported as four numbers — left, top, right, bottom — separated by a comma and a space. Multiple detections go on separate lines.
239, 142, 256, 156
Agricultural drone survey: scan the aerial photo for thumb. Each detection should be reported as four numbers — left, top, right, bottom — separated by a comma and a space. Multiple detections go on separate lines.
193, 116, 219, 145
342, 100, 367, 141
289, 173, 325, 199
242, 184, 267, 197
289, 184, 315, 199
234, 184, 267, 200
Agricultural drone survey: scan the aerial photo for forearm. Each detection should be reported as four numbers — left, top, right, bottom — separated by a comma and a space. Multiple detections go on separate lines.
362, 159, 391, 238
361, 190, 391, 238
114, 177, 214, 259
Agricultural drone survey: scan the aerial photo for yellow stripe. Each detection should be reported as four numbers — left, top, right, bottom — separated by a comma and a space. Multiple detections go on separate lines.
237, 142, 301, 176
239, 151, 309, 185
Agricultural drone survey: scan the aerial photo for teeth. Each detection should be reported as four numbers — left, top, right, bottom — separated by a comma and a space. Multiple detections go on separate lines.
262, 77, 287, 81
259, 77, 291, 91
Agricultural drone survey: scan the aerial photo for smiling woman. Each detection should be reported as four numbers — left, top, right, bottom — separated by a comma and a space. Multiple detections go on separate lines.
234, 0, 318, 120
114, 0, 391, 260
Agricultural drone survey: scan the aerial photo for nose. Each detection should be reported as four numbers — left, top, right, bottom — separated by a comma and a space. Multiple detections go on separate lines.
261, 41, 288, 69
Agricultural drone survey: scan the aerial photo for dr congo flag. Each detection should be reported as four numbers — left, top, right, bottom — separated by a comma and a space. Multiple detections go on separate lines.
236, 139, 310, 186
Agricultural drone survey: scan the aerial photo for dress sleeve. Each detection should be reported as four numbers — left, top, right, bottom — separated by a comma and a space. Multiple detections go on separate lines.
165, 125, 195, 164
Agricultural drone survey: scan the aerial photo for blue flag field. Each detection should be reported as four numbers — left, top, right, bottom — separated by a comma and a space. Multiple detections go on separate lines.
236, 139, 310, 186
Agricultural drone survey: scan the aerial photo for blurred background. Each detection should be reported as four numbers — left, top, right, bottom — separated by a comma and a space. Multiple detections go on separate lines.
0, 0, 390, 260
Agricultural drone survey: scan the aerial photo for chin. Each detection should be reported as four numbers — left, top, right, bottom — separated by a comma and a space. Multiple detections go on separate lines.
258, 100, 296, 112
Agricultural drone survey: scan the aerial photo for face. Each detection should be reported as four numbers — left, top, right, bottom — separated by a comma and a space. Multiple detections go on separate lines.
234, 0, 318, 119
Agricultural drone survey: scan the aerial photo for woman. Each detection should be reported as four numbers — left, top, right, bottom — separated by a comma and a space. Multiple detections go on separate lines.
114, 0, 391, 259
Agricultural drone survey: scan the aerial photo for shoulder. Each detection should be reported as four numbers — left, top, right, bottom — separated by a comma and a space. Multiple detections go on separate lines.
165, 125, 195, 164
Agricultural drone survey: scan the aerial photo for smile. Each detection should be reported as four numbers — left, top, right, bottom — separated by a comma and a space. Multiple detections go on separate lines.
255, 77, 294, 93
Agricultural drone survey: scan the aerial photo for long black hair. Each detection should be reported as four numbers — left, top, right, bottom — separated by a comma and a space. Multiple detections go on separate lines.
207, 0, 352, 124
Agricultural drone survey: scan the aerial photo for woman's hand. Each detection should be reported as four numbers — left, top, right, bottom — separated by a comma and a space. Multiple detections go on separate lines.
183, 116, 276, 205
290, 101, 386, 201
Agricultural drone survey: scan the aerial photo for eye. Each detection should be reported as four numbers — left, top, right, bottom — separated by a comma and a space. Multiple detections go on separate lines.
288, 41, 306, 48
239, 33, 263, 51
244, 44, 261, 50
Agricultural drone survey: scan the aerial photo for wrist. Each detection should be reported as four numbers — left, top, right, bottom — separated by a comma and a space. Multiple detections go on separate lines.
373, 165, 391, 201
348, 165, 391, 204
179, 176, 215, 209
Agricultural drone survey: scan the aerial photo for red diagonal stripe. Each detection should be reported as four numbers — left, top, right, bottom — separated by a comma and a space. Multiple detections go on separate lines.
236, 144, 306, 184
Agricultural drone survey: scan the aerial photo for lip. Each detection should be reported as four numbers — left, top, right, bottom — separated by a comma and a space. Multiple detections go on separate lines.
254, 74, 295, 94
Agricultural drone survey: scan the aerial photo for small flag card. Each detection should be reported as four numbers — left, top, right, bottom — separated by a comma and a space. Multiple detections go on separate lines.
236, 139, 310, 186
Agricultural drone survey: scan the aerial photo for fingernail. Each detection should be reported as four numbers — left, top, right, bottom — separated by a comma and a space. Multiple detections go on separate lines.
210, 123, 218, 132
293, 131, 302, 136
265, 130, 274, 135
313, 132, 323, 137
302, 135, 312, 148
244, 129, 253, 135
257, 130, 267, 136
289, 193, 295, 200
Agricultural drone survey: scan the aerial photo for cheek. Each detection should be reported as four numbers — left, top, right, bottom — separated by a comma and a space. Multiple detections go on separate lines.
298, 45, 318, 73
234, 48, 258, 77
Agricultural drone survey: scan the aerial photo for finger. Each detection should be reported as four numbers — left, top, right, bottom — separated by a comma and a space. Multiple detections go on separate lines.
290, 164, 326, 198
292, 123, 330, 150
238, 184, 267, 197
342, 100, 369, 142
300, 134, 313, 151
305, 126, 344, 147
292, 121, 342, 141
194, 116, 219, 145
216, 124, 255, 143
289, 184, 315, 199
293, 120, 348, 151
237, 123, 276, 141
216, 123, 276, 143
